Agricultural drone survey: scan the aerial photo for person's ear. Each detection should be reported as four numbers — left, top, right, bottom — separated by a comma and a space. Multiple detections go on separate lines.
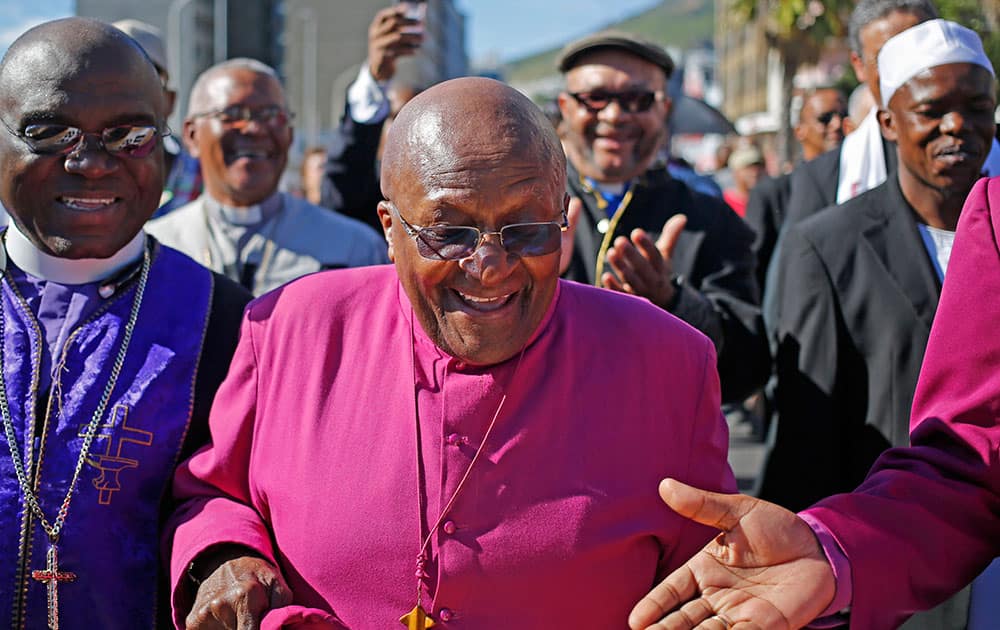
850, 51, 866, 84
877, 108, 897, 143
182, 119, 199, 158
377, 201, 396, 262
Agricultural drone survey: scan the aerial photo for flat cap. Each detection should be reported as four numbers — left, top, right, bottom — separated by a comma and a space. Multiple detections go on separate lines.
557, 31, 674, 78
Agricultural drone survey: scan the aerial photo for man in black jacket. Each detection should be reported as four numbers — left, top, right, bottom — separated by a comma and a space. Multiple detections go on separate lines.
556, 31, 768, 403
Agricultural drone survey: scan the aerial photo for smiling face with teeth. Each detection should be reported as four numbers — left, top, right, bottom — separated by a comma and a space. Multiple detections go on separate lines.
557, 49, 670, 185
0, 20, 166, 259
379, 78, 568, 365
880, 62, 996, 221
184, 66, 292, 207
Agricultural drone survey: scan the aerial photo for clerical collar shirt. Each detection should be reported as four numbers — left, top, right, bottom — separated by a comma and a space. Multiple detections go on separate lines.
168, 265, 735, 628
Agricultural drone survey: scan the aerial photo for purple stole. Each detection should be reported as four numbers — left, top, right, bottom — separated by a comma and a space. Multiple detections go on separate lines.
0, 244, 214, 629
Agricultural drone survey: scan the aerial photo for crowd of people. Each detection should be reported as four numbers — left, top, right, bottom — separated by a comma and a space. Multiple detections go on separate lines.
0, 0, 998, 628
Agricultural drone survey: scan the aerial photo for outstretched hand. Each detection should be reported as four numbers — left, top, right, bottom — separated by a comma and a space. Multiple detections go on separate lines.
603, 214, 687, 310
629, 480, 836, 630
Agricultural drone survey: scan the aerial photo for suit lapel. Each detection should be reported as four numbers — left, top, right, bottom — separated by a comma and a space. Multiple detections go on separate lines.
859, 180, 940, 328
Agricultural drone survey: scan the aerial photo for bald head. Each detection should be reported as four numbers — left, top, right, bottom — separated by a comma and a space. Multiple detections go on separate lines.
381, 77, 566, 200
0, 17, 164, 115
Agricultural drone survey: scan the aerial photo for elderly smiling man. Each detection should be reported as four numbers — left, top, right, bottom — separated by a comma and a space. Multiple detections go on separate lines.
166, 77, 735, 629
0, 17, 250, 629
147, 58, 387, 296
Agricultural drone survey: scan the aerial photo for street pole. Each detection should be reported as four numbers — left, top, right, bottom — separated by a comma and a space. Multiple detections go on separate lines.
168, 0, 197, 125
214, 0, 228, 63
295, 7, 318, 146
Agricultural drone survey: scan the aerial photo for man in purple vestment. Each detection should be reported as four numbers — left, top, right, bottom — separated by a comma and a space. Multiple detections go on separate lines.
166, 77, 736, 629
0, 18, 250, 629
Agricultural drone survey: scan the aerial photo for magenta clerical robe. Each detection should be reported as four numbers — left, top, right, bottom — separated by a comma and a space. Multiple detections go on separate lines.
167, 265, 735, 629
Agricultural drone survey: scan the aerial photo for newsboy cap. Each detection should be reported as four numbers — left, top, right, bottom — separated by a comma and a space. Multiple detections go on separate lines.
557, 31, 674, 78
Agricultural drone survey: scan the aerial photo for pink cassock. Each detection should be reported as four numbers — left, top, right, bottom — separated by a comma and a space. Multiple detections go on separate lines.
803, 176, 1000, 628
166, 265, 735, 629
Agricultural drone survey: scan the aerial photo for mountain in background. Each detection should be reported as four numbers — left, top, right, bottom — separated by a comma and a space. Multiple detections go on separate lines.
503, 0, 714, 84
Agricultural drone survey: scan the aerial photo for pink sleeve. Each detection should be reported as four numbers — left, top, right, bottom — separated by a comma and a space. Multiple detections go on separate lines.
802, 176, 1000, 628
164, 300, 279, 629
799, 512, 851, 625
660, 338, 738, 577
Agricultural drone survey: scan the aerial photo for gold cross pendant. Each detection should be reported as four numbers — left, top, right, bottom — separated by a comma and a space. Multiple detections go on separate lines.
31, 545, 76, 630
400, 604, 436, 628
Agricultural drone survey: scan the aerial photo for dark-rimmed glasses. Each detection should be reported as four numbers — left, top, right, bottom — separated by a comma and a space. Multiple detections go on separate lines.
0, 118, 169, 158
815, 109, 848, 125
388, 203, 568, 261
189, 105, 293, 129
569, 90, 661, 114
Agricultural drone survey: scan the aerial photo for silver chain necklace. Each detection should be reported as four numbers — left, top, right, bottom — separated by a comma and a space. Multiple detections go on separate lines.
0, 246, 150, 629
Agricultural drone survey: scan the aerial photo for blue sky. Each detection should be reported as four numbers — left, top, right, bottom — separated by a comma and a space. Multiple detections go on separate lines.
0, 0, 661, 62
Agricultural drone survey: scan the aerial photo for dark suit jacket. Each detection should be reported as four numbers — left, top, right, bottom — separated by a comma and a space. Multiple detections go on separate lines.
565, 163, 769, 403
760, 177, 945, 512
320, 102, 385, 234
744, 172, 792, 291
783, 136, 899, 229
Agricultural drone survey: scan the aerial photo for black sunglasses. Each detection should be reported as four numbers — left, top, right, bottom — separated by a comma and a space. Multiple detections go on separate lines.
815, 109, 848, 125
189, 104, 293, 128
0, 118, 168, 158
569, 90, 661, 114
388, 203, 568, 261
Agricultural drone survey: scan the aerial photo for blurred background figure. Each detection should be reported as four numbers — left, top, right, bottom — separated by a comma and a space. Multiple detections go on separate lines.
147, 59, 387, 296
846, 83, 877, 135
723, 143, 765, 217
793, 87, 847, 163
299, 146, 327, 206
113, 18, 204, 217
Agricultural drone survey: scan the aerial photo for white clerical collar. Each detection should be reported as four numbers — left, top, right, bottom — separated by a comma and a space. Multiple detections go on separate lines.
4, 219, 145, 285
204, 192, 283, 226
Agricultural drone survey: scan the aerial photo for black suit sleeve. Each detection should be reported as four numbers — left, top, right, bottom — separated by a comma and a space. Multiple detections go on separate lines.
320, 101, 386, 232
182, 273, 253, 462
758, 225, 863, 511
676, 196, 770, 403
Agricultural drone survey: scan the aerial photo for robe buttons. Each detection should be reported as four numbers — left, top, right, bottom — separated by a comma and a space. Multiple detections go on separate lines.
442, 520, 457, 535
438, 608, 455, 622
445, 433, 468, 447
597, 218, 610, 234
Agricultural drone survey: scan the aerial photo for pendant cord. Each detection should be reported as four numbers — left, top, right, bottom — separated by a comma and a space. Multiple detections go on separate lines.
408, 310, 527, 611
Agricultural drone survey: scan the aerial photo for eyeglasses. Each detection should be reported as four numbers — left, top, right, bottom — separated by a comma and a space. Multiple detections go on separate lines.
189, 105, 293, 129
815, 109, 848, 125
388, 203, 568, 261
0, 118, 168, 158
569, 90, 661, 114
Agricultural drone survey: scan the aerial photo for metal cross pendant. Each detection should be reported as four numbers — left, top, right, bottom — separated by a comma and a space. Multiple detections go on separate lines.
399, 604, 436, 629
31, 545, 76, 630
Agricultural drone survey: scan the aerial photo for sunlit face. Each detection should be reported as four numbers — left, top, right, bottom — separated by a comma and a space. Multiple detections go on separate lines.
379, 136, 565, 366
795, 89, 847, 160
558, 49, 669, 184
853, 10, 925, 105
184, 68, 292, 206
0, 43, 165, 259
882, 63, 996, 201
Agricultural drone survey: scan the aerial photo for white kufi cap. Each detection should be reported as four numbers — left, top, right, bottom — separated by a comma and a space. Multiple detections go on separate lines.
878, 19, 994, 107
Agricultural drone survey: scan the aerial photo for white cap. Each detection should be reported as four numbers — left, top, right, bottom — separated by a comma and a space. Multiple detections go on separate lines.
878, 19, 994, 108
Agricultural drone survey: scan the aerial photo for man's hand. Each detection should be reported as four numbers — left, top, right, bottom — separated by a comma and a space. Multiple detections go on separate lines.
186, 552, 293, 630
628, 480, 836, 630
368, 6, 423, 83
558, 197, 583, 275
603, 214, 686, 310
